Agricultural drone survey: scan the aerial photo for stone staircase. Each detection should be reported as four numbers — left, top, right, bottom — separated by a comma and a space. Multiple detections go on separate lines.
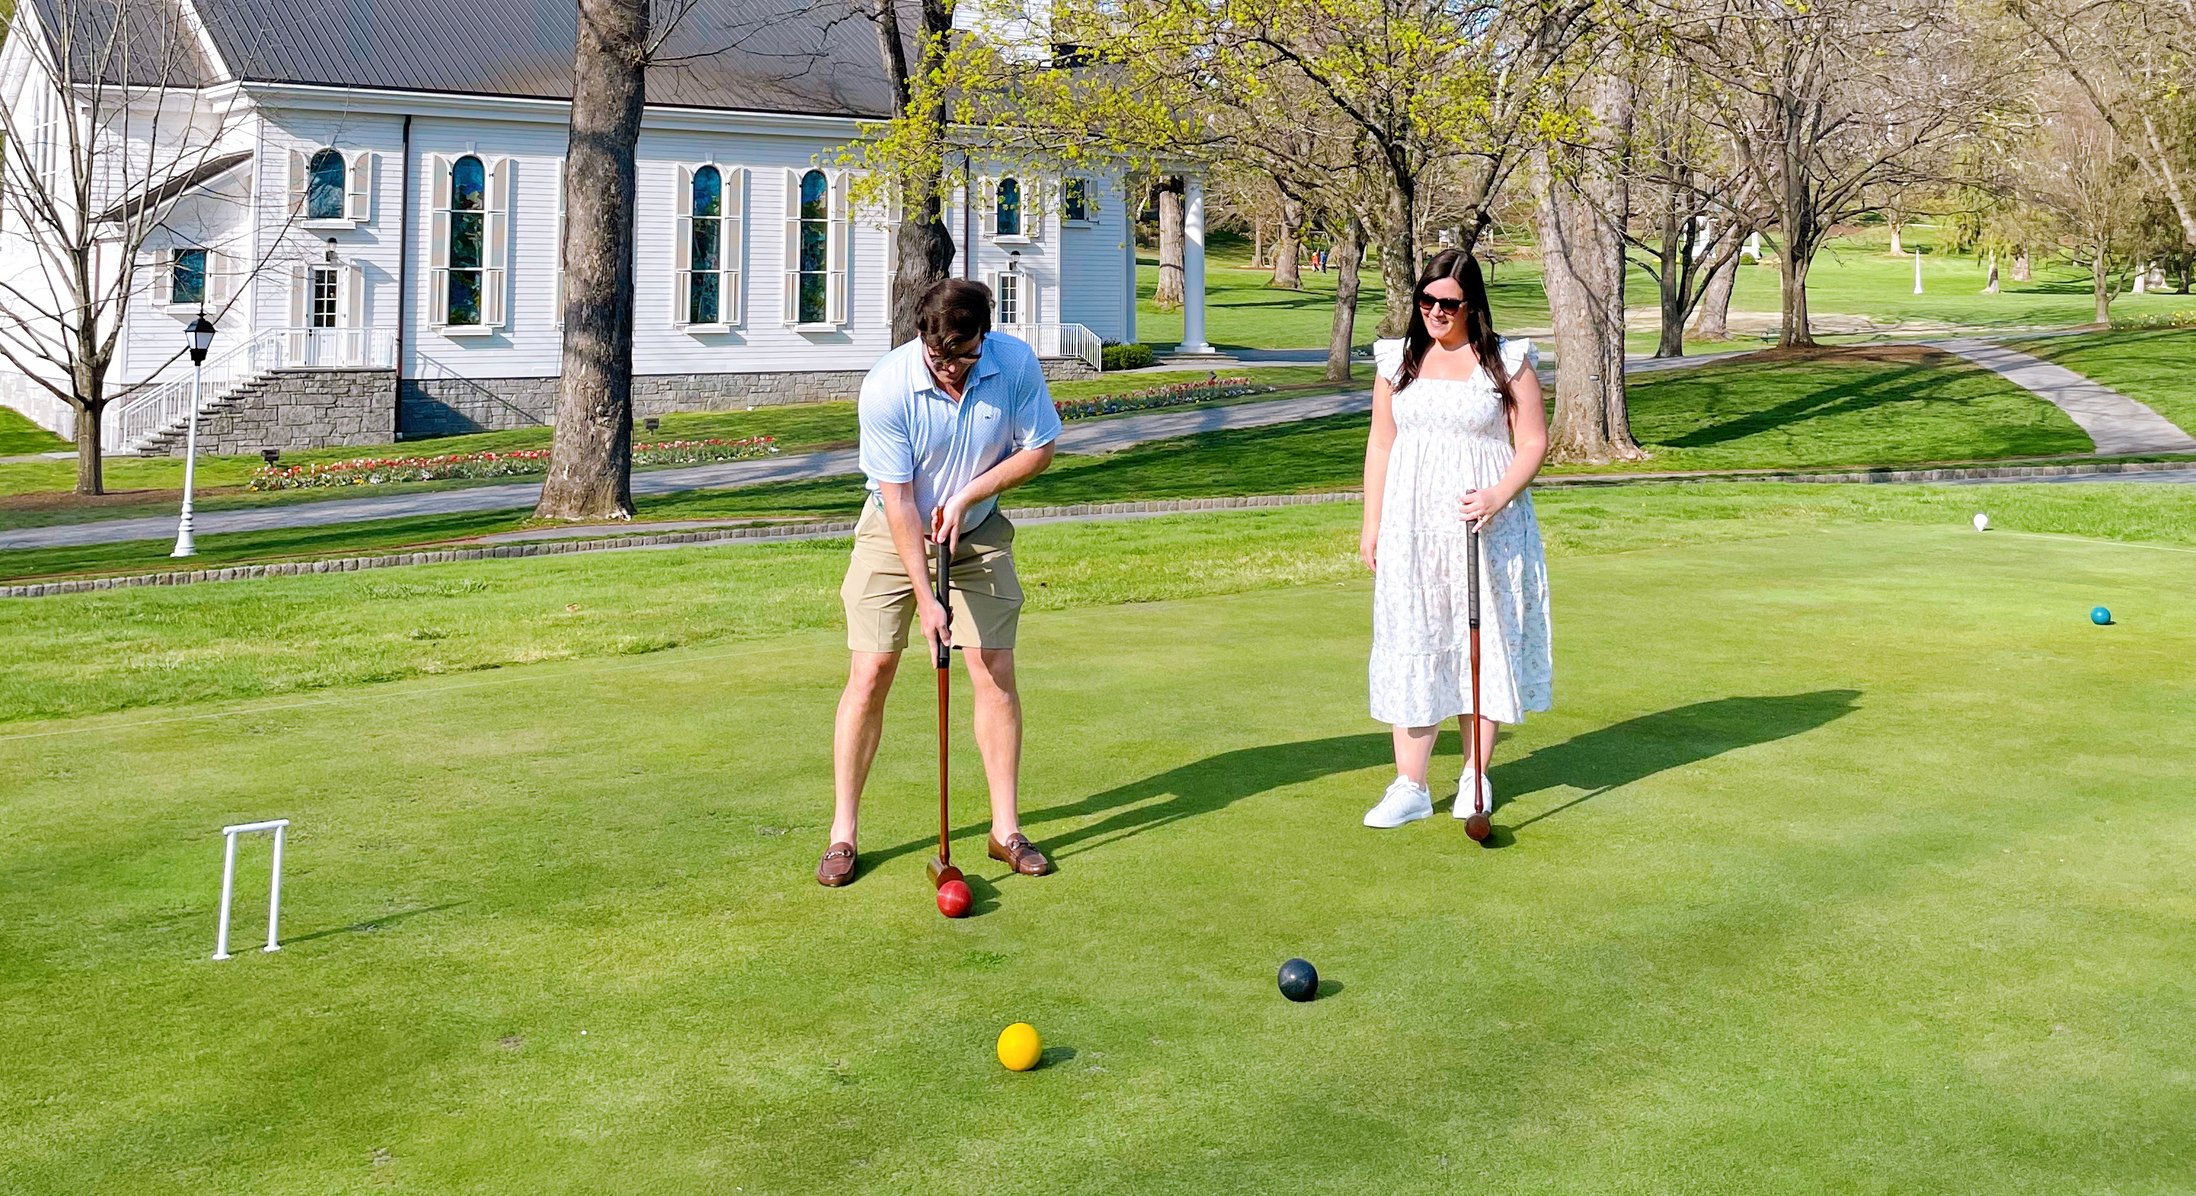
128, 374, 280, 456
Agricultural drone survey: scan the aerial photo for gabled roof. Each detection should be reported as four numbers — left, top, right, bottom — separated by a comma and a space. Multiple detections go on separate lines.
23, 0, 217, 88
194, 0, 917, 118
93, 148, 251, 222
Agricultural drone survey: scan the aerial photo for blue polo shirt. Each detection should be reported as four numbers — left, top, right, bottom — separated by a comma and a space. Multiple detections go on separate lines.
858, 332, 1062, 533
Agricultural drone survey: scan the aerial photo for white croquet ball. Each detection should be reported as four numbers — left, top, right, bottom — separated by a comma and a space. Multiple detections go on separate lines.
1973, 513, 1990, 532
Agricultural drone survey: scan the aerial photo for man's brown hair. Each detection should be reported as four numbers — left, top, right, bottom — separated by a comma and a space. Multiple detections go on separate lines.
914, 279, 994, 350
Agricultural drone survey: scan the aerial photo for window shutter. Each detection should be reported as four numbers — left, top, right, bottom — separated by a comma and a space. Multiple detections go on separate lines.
553, 162, 566, 327
288, 263, 308, 329
1027, 178, 1044, 243
152, 250, 174, 306
723, 167, 745, 325
483, 157, 509, 327
673, 164, 693, 324
827, 171, 850, 325
429, 155, 451, 325
980, 177, 997, 238
983, 270, 1000, 323
206, 250, 231, 307
346, 150, 372, 223
782, 168, 802, 325
289, 149, 308, 213
340, 263, 363, 329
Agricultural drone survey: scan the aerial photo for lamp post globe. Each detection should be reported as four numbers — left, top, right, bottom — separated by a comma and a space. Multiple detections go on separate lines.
171, 312, 218, 558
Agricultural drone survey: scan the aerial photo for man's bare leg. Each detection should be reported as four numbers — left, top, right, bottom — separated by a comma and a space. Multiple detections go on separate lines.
830, 651, 901, 846
963, 647, 1023, 839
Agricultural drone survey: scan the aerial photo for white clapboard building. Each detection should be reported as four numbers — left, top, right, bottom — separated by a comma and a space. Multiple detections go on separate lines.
0, 0, 1218, 454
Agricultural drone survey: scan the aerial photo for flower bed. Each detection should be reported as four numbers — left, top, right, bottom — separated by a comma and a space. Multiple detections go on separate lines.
1055, 377, 1269, 421
247, 436, 778, 491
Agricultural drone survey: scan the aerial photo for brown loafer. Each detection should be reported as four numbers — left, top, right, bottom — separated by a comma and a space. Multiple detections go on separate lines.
987, 832, 1052, 876
816, 841, 857, 887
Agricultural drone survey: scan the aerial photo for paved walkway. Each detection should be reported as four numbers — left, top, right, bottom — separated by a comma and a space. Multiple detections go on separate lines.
0, 390, 1375, 551
1934, 339, 2196, 455
11, 338, 2193, 552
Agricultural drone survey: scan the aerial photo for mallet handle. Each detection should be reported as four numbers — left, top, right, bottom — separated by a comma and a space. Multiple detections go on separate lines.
1466, 518, 1484, 816
934, 534, 951, 866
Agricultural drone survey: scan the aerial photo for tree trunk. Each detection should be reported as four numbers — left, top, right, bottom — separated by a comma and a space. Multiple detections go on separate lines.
1887, 223, 1903, 256
879, 0, 957, 346
1691, 227, 1742, 339
1251, 221, 1266, 269
1154, 176, 1185, 310
1651, 200, 1692, 359
1270, 194, 1304, 290
2093, 257, 2111, 324
1983, 251, 2000, 295
72, 403, 105, 495
1532, 69, 1643, 464
1325, 214, 1365, 384
1376, 168, 1416, 338
536, 0, 647, 521
2012, 248, 2031, 282
1778, 231, 1817, 349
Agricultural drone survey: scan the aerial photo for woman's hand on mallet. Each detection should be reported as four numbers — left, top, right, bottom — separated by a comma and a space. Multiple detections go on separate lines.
1459, 486, 1511, 530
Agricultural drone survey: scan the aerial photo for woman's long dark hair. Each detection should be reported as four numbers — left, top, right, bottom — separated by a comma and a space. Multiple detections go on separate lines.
1397, 249, 1515, 409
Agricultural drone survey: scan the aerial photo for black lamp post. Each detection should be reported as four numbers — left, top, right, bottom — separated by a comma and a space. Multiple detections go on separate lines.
170, 312, 218, 558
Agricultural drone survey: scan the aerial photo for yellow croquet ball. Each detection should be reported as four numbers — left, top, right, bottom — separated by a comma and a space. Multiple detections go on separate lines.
996, 1022, 1042, 1072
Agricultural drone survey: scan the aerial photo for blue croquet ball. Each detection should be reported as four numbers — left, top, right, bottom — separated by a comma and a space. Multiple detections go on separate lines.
1277, 958, 1319, 1003
2091, 606, 2112, 625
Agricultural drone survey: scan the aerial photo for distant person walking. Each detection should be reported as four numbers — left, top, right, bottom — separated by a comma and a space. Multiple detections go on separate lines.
1357, 249, 1553, 829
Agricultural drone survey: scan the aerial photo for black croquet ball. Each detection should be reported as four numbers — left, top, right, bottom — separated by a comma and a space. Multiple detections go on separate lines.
1277, 958, 1319, 1003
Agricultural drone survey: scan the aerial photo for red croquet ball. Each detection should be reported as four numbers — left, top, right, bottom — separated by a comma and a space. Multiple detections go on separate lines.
937, 879, 973, 918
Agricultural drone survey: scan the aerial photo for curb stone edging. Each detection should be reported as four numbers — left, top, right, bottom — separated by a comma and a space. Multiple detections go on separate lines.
7, 461, 2194, 598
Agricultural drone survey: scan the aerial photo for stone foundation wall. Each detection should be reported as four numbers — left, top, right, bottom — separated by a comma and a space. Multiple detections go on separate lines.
149, 370, 395, 456
400, 361, 1095, 437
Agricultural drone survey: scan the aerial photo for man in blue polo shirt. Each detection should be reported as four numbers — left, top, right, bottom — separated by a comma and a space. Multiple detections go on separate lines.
817, 279, 1063, 888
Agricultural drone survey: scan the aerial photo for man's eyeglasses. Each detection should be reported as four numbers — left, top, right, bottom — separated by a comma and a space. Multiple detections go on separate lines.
1416, 295, 1466, 315
926, 342, 983, 366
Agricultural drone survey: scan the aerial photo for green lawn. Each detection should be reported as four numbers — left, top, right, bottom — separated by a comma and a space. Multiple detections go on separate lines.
0, 405, 69, 455
0, 367, 1364, 518
0, 347, 2095, 584
2005, 329, 2196, 439
5, 494, 2195, 1191
1156, 228, 2196, 353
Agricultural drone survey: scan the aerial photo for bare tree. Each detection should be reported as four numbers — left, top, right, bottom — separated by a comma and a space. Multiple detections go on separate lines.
1532, 57, 1645, 462
2009, 0, 2196, 251
2018, 86, 2149, 324
0, 0, 261, 493
1624, 53, 1762, 358
1665, 0, 2014, 347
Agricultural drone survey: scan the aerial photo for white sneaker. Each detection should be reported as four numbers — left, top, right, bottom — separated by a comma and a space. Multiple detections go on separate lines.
1364, 777, 1434, 828
1453, 773, 1494, 819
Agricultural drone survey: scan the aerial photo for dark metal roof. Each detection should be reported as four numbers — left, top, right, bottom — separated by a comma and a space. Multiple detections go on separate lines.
193, 0, 917, 118
24, 0, 216, 87
93, 148, 251, 222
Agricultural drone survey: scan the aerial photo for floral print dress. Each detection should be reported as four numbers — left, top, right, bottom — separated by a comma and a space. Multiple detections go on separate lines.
1368, 336, 1554, 728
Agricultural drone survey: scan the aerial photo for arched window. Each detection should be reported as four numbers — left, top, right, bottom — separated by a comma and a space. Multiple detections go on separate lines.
995, 177, 1022, 238
796, 168, 829, 325
689, 165, 723, 324
447, 155, 486, 326
307, 149, 346, 220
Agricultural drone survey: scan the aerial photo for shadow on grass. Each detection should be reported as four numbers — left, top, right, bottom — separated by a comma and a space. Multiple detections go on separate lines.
286, 902, 466, 945
1657, 361, 1968, 449
1492, 690, 1862, 837
868, 691, 1858, 868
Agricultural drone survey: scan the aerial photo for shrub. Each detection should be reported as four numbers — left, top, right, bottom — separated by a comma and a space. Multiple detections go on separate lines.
1102, 342, 1156, 371
2110, 309, 2196, 331
1055, 378, 1268, 421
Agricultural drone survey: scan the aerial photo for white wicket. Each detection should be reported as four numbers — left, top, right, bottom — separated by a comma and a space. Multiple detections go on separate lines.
213, 819, 289, 961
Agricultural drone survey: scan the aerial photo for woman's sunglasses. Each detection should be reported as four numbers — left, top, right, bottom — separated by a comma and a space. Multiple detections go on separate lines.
1416, 295, 1466, 314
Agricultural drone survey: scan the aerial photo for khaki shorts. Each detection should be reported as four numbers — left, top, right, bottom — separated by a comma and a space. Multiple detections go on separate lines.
841, 501, 1024, 654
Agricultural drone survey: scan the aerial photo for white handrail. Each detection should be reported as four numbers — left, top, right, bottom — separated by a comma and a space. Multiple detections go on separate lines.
1002, 322, 1102, 370
112, 328, 395, 451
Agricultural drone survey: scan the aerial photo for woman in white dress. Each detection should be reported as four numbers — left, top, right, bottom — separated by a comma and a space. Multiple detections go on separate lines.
1360, 249, 1554, 829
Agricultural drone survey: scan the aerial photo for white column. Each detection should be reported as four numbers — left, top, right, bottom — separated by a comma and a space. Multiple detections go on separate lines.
1180, 173, 1213, 354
